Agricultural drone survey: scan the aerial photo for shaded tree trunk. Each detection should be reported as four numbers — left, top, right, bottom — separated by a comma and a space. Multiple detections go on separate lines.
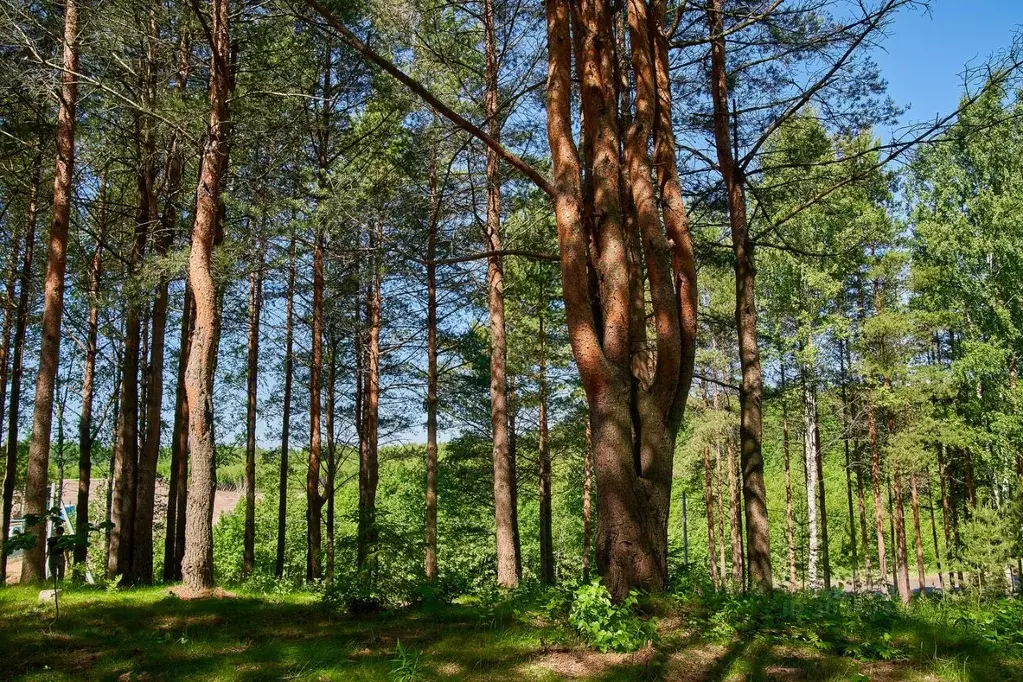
357, 223, 381, 573
839, 340, 859, 589
180, 0, 231, 591
242, 237, 263, 578
538, 311, 554, 586
164, 285, 192, 581
926, 467, 945, 590
706, 0, 771, 588
324, 334, 337, 582
0, 151, 40, 584
704, 444, 720, 589
893, 468, 911, 604
21, 0, 78, 582
307, 230, 324, 581
276, 236, 295, 578
424, 141, 439, 584
909, 473, 926, 590
75, 177, 106, 571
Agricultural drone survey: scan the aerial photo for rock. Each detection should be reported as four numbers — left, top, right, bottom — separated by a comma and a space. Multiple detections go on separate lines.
38, 589, 62, 602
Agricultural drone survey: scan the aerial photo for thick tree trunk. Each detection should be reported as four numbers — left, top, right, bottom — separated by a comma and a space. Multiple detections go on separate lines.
307, 231, 324, 581
357, 224, 381, 573
181, 0, 231, 591
164, 286, 192, 581
424, 144, 439, 584
276, 236, 295, 578
483, 0, 520, 589
706, 0, 771, 589
0, 153, 40, 584
242, 238, 263, 578
21, 0, 78, 583
75, 181, 105, 571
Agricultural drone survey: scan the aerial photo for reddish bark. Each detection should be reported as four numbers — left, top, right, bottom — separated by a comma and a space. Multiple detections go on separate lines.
181, 0, 231, 591
276, 236, 295, 578
21, 0, 78, 583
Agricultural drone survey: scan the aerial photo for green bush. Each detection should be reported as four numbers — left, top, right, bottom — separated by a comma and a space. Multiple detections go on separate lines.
568, 579, 657, 653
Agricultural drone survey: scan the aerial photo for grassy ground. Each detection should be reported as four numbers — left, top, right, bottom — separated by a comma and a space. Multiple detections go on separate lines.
0, 585, 1019, 681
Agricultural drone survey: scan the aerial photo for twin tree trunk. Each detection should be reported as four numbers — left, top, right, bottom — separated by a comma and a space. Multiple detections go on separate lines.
181, 0, 231, 592
21, 0, 78, 583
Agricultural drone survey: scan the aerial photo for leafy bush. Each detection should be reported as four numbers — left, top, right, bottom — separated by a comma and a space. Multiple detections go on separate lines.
568, 579, 657, 653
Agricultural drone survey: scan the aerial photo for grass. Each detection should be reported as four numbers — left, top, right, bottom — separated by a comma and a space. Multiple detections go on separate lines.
0, 584, 1020, 681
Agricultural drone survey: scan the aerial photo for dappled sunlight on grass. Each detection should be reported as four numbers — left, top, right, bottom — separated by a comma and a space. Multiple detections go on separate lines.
0, 585, 1020, 680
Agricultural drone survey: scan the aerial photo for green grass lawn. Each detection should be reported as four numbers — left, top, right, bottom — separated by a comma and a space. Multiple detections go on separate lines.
0, 585, 1020, 681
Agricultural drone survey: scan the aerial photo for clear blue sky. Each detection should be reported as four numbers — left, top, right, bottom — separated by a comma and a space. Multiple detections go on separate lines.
874, 1, 1023, 124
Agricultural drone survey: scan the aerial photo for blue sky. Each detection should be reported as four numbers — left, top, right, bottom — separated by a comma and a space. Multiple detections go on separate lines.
874, 1, 1023, 123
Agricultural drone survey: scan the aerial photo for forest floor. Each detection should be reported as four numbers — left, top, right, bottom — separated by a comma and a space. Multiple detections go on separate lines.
0, 585, 1019, 681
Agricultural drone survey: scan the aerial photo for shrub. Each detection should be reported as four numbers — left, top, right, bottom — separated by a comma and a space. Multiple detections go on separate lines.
568, 579, 657, 653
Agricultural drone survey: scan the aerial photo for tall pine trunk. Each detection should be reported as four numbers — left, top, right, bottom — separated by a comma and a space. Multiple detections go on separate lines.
424, 141, 439, 583
164, 286, 192, 581
181, 0, 231, 591
483, 0, 520, 589
357, 223, 381, 573
21, 0, 78, 582
276, 236, 295, 578
780, 354, 797, 590
307, 231, 324, 581
538, 310, 554, 585
0, 152, 40, 583
242, 237, 263, 578
706, 0, 771, 588
75, 179, 105, 571
909, 473, 926, 590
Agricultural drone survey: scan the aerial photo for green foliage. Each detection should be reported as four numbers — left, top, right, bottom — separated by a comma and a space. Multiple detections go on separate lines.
568, 579, 657, 653
388, 640, 423, 682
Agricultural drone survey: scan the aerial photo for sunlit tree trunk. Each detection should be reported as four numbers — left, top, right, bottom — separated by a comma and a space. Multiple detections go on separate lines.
21, 0, 78, 583
180, 0, 231, 591
483, 0, 520, 589
705, 0, 771, 588
926, 467, 945, 590
0, 151, 40, 584
803, 370, 820, 590
582, 420, 592, 582
893, 468, 911, 604
704, 444, 720, 589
